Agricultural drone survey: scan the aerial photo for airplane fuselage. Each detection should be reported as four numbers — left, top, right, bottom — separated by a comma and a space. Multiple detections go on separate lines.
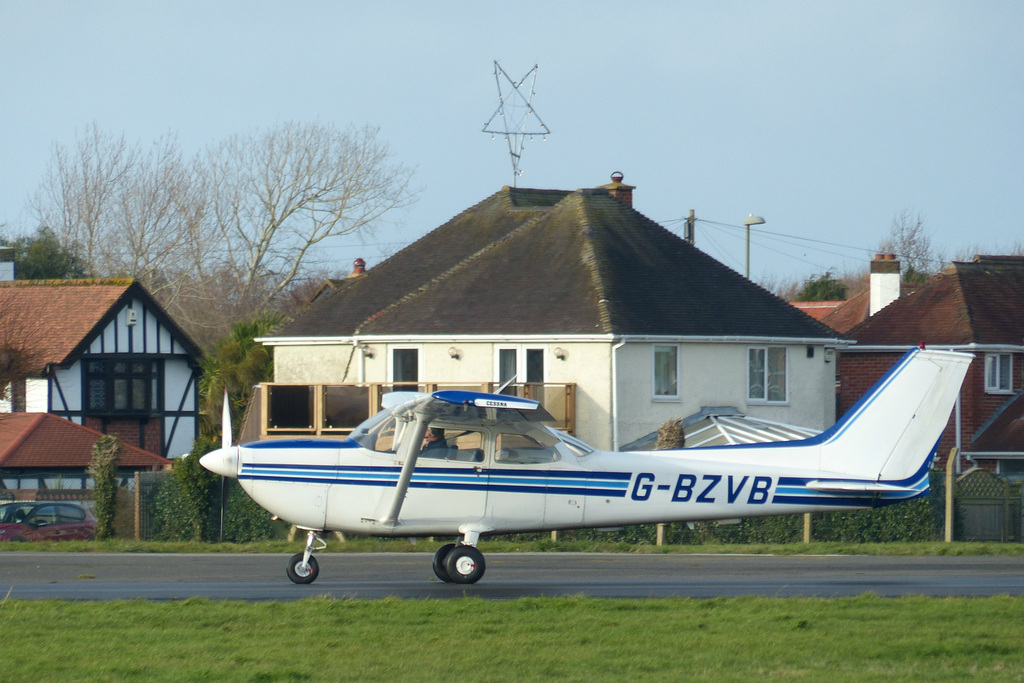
232, 432, 927, 538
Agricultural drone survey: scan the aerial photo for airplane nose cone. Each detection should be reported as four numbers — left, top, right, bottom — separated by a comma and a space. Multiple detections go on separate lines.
200, 447, 239, 478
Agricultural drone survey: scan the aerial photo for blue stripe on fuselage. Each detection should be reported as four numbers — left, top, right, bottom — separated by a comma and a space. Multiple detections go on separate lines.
238, 463, 630, 497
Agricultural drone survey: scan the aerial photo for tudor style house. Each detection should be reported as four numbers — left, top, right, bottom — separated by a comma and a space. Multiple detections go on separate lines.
837, 255, 1024, 475
0, 278, 202, 459
257, 174, 846, 450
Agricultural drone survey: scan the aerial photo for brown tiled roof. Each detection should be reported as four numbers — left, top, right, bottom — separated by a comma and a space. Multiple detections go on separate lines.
847, 256, 1024, 346
0, 413, 171, 469
970, 393, 1024, 454
819, 290, 870, 334
284, 186, 840, 340
0, 279, 200, 370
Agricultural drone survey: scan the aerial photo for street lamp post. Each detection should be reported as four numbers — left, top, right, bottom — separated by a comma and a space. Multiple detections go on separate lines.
743, 214, 766, 278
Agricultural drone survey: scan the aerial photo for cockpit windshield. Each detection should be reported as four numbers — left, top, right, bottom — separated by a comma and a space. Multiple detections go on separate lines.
350, 410, 402, 453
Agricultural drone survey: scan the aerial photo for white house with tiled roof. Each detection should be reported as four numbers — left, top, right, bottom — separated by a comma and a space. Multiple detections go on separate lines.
259, 175, 849, 450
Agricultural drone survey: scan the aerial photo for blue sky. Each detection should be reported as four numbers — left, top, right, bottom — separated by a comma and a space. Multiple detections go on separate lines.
2, 1, 1021, 285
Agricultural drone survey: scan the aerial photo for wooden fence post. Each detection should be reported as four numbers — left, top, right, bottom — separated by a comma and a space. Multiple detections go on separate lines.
134, 471, 141, 540
945, 447, 959, 543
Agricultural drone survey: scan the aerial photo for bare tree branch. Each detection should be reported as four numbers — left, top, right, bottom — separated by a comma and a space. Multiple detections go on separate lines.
28, 121, 416, 348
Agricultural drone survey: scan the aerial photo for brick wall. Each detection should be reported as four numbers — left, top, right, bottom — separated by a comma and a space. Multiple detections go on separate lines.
83, 417, 163, 458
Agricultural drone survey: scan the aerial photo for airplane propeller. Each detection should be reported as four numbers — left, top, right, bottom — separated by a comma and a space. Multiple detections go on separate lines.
221, 388, 231, 450
200, 388, 239, 477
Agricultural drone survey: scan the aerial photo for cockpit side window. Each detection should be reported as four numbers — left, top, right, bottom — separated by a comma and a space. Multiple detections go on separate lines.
495, 431, 560, 464
420, 427, 486, 462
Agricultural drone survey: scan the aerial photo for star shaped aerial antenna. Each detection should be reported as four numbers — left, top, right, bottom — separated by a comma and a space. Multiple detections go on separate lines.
482, 61, 551, 186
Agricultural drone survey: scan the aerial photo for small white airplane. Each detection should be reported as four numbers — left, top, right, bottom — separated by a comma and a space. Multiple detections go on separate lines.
201, 347, 971, 585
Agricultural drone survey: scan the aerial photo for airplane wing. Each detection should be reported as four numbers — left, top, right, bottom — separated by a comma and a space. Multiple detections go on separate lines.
388, 389, 556, 424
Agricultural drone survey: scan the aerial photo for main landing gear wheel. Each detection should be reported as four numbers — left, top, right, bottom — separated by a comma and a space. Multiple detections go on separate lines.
432, 543, 457, 582
443, 545, 486, 584
286, 553, 320, 584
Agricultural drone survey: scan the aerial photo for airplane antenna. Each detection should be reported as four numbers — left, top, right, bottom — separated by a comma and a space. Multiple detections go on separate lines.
482, 61, 551, 187
495, 376, 516, 394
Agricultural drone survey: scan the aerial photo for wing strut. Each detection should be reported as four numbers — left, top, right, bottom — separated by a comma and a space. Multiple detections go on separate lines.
379, 414, 429, 528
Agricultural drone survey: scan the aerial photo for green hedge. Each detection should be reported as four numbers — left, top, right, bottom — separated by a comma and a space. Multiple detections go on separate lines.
148, 474, 275, 542
503, 471, 952, 545
146, 443, 275, 543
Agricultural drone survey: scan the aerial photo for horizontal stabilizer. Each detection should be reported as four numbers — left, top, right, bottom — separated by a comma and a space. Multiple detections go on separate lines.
805, 480, 917, 494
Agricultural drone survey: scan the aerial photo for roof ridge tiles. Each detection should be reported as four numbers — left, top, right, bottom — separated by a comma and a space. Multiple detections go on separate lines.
573, 192, 614, 334
0, 278, 134, 288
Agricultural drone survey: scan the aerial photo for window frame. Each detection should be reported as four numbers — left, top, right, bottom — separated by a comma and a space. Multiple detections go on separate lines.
494, 345, 547, 384
652, 344, 680, 400
748, 345, 788, 404
389, 346, 421, 390
83, 356, 162, 417
985, 353, 1013, 394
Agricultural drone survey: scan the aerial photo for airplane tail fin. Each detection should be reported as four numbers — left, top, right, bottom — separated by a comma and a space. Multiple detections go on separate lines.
816, 348, 972, 483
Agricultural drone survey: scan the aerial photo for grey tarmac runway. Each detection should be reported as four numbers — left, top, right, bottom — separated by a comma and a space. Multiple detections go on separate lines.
2, 552, 1023, 601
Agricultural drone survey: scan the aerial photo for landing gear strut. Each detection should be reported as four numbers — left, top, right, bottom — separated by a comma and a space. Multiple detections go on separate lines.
432, 528, 487, 584
287, 530, 326, 584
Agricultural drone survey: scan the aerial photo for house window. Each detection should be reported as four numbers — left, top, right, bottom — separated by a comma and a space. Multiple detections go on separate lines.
653, 345, 679, 399
985, 353, 1012, 393
748, 346, 787, 403
496, 347, 545, 385
392, 348, 419, 391
84, 358, 160, 415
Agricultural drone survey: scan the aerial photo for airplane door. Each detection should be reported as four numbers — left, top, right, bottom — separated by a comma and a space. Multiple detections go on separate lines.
397, 428, 489, 527
485, 430, 585, 530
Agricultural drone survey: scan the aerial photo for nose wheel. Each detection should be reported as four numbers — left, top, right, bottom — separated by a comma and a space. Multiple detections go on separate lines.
287, 530, 326, 584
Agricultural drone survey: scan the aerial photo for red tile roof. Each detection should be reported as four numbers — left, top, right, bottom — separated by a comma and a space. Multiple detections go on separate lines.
0, 279, 134, 371
970, 394, 1024, 454
819, 290, 870, 334
0, 413, 170, 469
847, 256, 1024, 346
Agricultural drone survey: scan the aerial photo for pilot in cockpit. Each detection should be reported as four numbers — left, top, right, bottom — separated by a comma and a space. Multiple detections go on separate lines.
421, 426, 448, 456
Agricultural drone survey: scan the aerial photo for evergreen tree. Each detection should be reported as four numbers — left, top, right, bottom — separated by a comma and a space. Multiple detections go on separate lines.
198, 311, 285, 440
795, 271, 847, 301
3, 226, 88, 280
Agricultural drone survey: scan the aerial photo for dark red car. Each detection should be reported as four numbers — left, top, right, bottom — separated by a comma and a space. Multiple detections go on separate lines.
0, 501, 95, 542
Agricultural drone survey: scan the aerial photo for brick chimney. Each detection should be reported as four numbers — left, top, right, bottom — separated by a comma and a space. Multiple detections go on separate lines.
347, 257, 366, 279
869, 253, 901, 315
0, 245, 14, 281
598, 171, 634, 207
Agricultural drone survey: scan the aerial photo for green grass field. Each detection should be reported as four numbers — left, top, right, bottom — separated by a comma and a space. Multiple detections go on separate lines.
2, 595, 1023, 681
